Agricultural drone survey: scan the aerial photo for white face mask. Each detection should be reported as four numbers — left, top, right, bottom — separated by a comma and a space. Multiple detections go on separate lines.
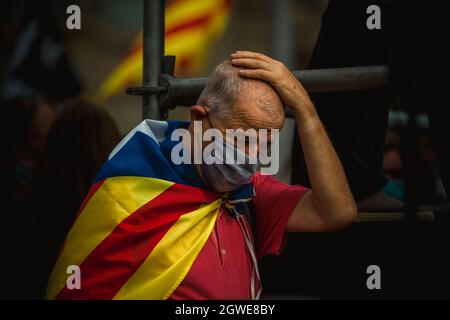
199, 106, 259, 193
200, 138, 259, 193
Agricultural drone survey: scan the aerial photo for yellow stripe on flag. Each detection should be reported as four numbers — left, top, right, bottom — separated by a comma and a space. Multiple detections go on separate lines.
113, 199, 222, 299
45, 176, 174, 299
165, 0, 224, 27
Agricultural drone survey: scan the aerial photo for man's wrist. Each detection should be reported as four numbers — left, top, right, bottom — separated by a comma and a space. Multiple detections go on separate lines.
291, 97, 318, 125
297, 116, 322, 133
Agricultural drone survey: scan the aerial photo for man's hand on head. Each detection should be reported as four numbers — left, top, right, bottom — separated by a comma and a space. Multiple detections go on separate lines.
232, 51, 357, 231
230, 51, 316, 122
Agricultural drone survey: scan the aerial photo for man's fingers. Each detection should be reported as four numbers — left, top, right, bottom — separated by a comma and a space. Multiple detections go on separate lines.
230, 58, 270, 70
230, 50, 272, 62
238, 69, 272, 81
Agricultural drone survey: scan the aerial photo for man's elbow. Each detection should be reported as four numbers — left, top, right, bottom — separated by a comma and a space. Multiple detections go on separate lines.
330, 197, 358, 229
335, 199, 358, 227
314, 194, 358, 230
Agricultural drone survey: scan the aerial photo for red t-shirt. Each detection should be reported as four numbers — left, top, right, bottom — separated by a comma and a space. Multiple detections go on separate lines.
169, 173, 310, 300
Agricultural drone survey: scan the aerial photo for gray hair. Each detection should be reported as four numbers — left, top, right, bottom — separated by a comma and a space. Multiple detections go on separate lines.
196, 60, 244, 120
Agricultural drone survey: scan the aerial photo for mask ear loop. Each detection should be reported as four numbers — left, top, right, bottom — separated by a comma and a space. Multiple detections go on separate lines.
201, 104, 227, 162
201, 105, 214, 129
199, 105, 225, 193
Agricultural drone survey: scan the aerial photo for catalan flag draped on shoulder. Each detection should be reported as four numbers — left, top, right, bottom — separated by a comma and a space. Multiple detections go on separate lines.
95, 0, 233, 102
45, 119, 253, 300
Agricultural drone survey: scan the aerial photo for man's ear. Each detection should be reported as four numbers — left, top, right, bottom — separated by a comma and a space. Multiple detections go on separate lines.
190, 105, 208, 121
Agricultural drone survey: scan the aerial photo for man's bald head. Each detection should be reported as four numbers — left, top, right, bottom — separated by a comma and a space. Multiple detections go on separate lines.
196, 60, 285, 129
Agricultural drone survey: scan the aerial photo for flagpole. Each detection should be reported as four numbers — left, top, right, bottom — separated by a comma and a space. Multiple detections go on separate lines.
143, 0, 165, 120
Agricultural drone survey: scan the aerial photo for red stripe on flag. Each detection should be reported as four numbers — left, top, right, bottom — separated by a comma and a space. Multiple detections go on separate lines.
122, 14, 212, 60
165, 0, 233, 37
166, 14, 212, 37
121, 0, 233, 62
55, 183, 218, 300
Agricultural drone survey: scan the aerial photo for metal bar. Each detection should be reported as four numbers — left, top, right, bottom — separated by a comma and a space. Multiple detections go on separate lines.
162, 65, 389, 111
292, 65, 389, 94
271, 0, 294, 68
142, 0, 164, 120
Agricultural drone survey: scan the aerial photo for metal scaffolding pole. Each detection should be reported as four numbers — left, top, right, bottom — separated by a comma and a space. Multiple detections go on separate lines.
142, 0, 165, 120
271, 0, 294, 68
160, 65, 389, 113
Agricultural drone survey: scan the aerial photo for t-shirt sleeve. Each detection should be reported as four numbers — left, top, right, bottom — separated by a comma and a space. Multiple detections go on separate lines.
252, 173, 310, 260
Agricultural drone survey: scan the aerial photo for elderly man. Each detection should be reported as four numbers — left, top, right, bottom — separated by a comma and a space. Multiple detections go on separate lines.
46, 51, 356, 300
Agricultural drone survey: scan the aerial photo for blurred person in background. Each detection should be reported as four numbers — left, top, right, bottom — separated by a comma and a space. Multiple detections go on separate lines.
292, 0, 450, 213
291, 0, 397, 212
0, 96, 56, 216
0, 96, 55, 299
29, 99, 121, 298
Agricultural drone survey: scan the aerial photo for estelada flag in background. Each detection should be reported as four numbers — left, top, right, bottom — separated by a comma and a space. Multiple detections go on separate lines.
45, 120, 227, 299
95, 0, 233, 102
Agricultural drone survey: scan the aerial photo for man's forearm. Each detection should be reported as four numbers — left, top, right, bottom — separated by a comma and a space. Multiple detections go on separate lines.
293, 100, 357, 225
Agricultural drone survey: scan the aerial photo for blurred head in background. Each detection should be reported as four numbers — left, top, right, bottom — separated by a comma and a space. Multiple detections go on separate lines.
33, 99, 121, 216
0, 96, 56, 205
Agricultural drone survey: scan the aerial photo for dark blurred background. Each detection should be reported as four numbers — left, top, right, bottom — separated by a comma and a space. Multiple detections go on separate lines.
1, 0, 449, 299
